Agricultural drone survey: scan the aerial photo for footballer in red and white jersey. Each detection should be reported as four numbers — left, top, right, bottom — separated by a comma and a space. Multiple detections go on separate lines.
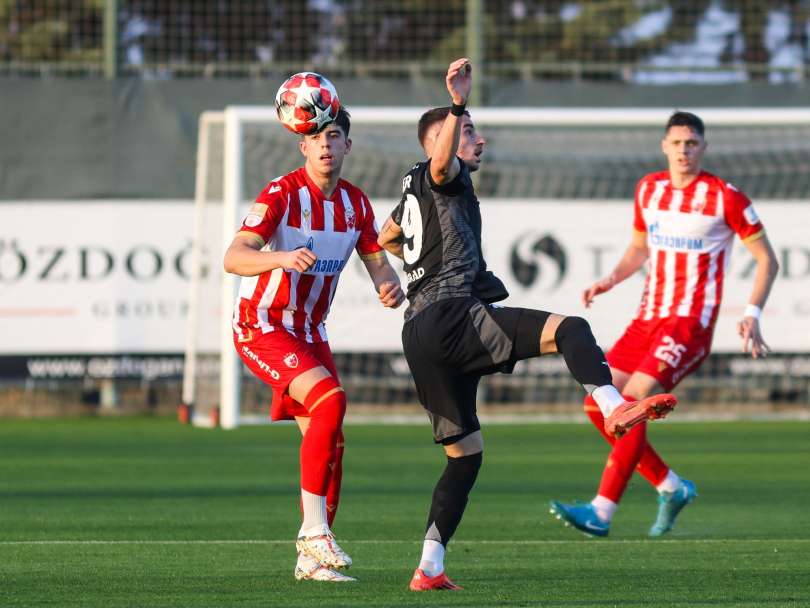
232, 167, 383, 343
632, 170, 764, 329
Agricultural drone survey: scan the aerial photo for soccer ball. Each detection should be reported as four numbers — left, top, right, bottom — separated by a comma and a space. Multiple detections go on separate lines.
275, 72, 340, 135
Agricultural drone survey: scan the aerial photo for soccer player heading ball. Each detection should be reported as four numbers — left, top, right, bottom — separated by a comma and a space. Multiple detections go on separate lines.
224, 79, 405, 582
549, 111, 779, 538
377, 58, 678, 591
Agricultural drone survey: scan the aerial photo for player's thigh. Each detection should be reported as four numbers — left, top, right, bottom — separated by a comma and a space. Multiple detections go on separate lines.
609, 367, 633, 393
443, 430, 483, 457
288, 366, 336, 406
295, 416, 311, 436
605, 319, 656, 386
474, 304, 553, 369
636, 317, 713, 391
621, 371, 665, 400
235, 332, 335, 420
538, 313, 566, 354
403, 331, 482, 442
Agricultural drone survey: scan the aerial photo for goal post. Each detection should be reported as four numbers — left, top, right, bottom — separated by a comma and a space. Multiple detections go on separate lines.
184, 106, 810, 428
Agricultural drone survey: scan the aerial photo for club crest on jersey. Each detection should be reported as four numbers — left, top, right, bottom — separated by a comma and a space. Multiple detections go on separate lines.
283, 352, 299, 368
345, 205, 356, 230
306, 237, 314, 250
303, 208, 311, 225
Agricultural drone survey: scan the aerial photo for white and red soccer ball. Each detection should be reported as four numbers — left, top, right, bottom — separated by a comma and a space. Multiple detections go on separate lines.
275, 72, 340, 135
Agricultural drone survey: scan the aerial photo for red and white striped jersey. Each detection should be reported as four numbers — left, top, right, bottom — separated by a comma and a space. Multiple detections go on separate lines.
633, 170, 764, 328
232, 167, 383, 343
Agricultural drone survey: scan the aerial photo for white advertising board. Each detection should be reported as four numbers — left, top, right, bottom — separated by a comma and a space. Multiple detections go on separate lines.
1, 200, 808, 354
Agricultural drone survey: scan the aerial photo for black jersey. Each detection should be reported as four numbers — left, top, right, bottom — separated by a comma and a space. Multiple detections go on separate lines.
391, 159, 507, 321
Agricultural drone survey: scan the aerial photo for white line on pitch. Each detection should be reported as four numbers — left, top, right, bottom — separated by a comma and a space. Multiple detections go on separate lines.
1, 539, 808, 546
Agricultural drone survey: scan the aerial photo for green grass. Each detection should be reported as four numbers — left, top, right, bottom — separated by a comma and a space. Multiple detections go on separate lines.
1, 417, 809, 607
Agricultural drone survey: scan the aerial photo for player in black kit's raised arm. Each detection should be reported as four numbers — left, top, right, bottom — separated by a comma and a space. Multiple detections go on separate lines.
377, 58, 678, 591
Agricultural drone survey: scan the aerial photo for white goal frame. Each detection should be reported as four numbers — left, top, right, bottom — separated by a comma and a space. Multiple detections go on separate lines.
183, 106, 810, 429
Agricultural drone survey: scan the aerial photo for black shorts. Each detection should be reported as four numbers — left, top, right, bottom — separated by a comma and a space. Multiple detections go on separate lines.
402, 296, 551, 443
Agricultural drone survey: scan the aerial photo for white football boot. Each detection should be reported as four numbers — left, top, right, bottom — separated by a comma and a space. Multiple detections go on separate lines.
295, 530, 352, 569
294, 552, 356, 582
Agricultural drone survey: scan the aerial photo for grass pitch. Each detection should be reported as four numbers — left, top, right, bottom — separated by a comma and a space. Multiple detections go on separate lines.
1, 417, 809, 607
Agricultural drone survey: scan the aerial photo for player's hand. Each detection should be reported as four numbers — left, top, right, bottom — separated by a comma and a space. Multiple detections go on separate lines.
446, 58, 472, 105
280, 248, 316, 273
378, 281, 405, 308
582, 275, 616, 308
737, 316, 770, 359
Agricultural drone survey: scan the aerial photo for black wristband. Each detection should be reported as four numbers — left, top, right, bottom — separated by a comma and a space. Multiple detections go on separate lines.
450, 102, 466, 116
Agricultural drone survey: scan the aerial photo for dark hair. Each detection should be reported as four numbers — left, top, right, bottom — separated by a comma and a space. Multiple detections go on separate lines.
417, 106, 470, 147
332, 106, 351, 137
310, 106, 351, 138
665, 111, 705, 137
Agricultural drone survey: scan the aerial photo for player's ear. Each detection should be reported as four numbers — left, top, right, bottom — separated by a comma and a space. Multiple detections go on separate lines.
298, 137, 307, 158
344, 137, 352, 155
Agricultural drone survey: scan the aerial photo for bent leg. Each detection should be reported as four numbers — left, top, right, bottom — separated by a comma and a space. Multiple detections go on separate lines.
418, 431, 483, 578
622, 372, 671, 487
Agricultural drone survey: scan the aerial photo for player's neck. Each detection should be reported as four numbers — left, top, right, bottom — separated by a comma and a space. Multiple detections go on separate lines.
304, 165, 341, 199
668, 168, 701, 190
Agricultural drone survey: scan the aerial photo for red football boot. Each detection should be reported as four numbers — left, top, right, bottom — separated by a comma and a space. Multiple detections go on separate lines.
409, 568, 463, 591
604, 393, 678, 437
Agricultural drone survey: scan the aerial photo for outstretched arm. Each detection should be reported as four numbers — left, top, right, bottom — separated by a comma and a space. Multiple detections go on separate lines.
377, 216, 405, 260
737, 233, 779, 358
223, 233, 316, 276
361, 252, 405, 308
429, 58, 472, 186
582, 230, 649, 308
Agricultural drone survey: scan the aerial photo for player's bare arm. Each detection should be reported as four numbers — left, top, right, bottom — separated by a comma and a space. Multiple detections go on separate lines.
361, 253, 405, 308
737, 233, 779, 359
223, 232, 316, 276
377, 216, 405, 259
583, 230, 649, 308
428, 58, 471, 185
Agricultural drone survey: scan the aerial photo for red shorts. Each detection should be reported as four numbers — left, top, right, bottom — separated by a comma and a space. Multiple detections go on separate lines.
606, 316, 714, 391
234, 331, 339, 421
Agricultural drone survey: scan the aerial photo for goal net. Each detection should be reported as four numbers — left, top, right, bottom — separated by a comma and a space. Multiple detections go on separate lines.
184, 107, 810, 428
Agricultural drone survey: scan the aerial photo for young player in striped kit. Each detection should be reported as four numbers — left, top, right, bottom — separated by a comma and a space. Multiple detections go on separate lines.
550, 111, 779, 537
223, 107, 405, 581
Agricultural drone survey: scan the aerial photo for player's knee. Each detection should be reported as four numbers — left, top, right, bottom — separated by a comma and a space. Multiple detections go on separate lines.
446, 452, 483, 485
304, 377, 346, 427
554, 315, 595, 350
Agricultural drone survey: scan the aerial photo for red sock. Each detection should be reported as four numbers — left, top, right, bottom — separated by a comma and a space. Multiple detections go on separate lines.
300, 379, 346, 496
326, 429, 344, 527
583, 394, 670, 500
635, 441, 670, 486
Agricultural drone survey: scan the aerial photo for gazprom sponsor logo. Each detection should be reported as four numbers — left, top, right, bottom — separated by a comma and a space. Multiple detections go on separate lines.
311, 259, 346, 273
648, 222, 703, 251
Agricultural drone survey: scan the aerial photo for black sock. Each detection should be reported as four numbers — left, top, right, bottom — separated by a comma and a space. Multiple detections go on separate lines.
554, 316, 612, 392
424, 452, 483, 547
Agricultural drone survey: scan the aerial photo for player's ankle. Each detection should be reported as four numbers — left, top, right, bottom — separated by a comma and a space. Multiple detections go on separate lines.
656, 469, 682, 494
590, 495, 617, 523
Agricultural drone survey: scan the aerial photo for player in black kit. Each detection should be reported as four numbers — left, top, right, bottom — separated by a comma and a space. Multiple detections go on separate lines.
377, 58, 678, 591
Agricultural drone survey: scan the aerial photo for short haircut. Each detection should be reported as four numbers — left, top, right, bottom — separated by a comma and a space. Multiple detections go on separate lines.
665, 111, 705, 137
311, 106, 351, 138
417, 106, 470, 147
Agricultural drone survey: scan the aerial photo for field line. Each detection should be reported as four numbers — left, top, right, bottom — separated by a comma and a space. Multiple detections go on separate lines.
1, 539, 808, 546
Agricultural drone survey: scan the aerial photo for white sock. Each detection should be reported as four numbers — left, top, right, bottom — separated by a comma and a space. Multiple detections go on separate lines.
591, 385, 626, 417
656, 469, 682, 494
418, 540, 445, 577
591, 495, 618, 523
299, 489, 329, 538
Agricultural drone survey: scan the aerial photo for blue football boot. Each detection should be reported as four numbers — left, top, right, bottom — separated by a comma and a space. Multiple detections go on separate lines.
549, 501, 609, 537
649, 479, 697, 537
